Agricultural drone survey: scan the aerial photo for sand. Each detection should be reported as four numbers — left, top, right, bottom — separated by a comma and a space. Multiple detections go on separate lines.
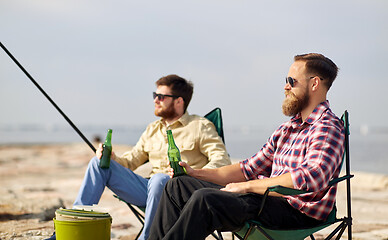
0, 143, 387, 240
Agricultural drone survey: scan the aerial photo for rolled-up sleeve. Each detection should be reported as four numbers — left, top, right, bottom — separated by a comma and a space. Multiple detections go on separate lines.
240, 132, 276, 180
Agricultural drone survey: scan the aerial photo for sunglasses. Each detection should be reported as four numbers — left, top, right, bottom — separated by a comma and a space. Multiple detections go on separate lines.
286, 76, 319, 87
153, 92, 179, 101
285, 77, 298, 87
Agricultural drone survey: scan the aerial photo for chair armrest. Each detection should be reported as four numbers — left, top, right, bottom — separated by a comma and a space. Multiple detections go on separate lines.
328, 174, 354, 186
267, 185, 309, 196
269, 174, 354, 196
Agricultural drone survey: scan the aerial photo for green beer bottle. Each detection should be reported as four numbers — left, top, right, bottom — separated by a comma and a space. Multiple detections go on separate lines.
167, 130, 186, 177
100, 129, 112, 169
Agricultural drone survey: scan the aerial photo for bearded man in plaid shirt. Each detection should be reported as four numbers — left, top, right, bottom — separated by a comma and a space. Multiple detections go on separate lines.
149, 53, 345, 240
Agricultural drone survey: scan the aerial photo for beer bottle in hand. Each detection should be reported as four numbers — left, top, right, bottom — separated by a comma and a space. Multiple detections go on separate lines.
100, 129, 112, 169
167, 130, 186, 177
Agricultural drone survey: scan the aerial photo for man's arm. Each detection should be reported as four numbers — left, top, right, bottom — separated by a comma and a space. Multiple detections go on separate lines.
179, 162, 293, 196
221, 172, 293, 196
179, 162, 245, 186
114, 128, 149, 170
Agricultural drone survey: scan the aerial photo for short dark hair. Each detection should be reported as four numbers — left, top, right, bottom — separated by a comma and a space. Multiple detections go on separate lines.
156, 74, 194, 112
294, 53, 339, 90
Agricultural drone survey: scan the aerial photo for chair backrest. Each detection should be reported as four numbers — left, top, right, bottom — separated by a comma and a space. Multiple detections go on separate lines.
204, 107, 225, 144
340, 110, 353, 239
328, 110, 350, 186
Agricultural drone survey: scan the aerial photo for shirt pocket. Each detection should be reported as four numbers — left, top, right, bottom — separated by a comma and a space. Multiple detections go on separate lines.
179, 141, 195, 152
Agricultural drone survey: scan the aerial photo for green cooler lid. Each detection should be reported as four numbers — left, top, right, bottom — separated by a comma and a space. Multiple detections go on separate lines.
56, 208, 111, 219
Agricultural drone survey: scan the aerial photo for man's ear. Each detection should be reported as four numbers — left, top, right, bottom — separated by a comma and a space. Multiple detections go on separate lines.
175, 97, 184, 108
175, 97, 185, 113
311, 76, 320, 92
176, 97, 183, 104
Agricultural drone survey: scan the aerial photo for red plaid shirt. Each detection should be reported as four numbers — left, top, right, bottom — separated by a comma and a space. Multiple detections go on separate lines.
240, 101, 345, 221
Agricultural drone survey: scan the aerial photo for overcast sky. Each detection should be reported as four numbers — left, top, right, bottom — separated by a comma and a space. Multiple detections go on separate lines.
1, 0, 387, 133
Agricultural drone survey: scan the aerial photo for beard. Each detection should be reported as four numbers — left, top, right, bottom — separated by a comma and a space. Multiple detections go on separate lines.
155, 102, 179, 119
282, 88, 310, 117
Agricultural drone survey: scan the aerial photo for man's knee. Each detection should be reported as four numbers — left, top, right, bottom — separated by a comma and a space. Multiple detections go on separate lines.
88, 156, 100, 168
148, 173, 170, 192
165, 175, 189, 188
190, 188, 219, 203
150, 173, 170, 184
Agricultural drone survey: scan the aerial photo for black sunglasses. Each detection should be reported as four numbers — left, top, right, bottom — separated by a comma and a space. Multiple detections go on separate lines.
153, 92, 179, 101
285, 77, 298, 87
286, 76, 320, 87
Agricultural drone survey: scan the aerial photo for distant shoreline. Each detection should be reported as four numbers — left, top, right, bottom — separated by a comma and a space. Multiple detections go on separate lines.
1, 142, 387, 177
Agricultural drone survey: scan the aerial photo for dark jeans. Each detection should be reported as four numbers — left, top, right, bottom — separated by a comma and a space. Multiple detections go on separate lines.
148, 175, 323, 240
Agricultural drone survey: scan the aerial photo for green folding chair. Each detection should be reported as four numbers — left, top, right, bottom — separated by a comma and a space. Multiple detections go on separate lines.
222, 110, 353, 240
114, 107, 226, 240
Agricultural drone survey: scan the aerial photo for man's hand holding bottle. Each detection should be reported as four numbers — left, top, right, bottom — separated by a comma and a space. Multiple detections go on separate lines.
96, 143, 116, 161
167, 161, 193, 178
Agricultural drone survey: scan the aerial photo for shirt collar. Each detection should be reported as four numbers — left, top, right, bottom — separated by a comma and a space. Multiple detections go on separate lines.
175, 111, 190, 126
157, 111, 190, 128
290, 100, 330, 127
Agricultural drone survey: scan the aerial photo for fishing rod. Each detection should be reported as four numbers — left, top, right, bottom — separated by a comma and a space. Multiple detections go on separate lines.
0, 42, 96, 153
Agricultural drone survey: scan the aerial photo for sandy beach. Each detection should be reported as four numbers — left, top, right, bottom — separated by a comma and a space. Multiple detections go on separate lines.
1, 143, 388, 240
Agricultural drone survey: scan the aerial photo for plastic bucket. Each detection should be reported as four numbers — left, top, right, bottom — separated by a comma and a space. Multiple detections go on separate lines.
54, 208, 112, 240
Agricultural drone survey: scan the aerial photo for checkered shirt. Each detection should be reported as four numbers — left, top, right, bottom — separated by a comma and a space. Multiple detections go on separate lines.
240, 101, 345, 221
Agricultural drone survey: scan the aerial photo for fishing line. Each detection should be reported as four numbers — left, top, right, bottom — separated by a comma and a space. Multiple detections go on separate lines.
0, 42, 96, 152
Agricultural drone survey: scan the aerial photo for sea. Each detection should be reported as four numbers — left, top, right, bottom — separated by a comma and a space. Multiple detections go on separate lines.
1, 124, 387, 175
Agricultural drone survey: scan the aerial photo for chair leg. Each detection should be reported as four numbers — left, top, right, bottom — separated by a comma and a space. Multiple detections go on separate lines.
325, 221, 345, 240
217, 231, 224, 240
243, 226, 254, 240
334, 223, 348, 240
232, 232, 244, 240
347, 218, 352, 240
211, 231, 222, 240
127, 203, 145, 224
134, 226, 143, 240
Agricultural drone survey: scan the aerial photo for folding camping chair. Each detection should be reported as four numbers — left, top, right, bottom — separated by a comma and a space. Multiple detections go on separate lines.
114, 107, 226, 240
217, 110, 353, 240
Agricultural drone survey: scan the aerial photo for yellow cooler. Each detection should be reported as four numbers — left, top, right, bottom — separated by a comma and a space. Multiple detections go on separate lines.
54, 208, 112, 240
